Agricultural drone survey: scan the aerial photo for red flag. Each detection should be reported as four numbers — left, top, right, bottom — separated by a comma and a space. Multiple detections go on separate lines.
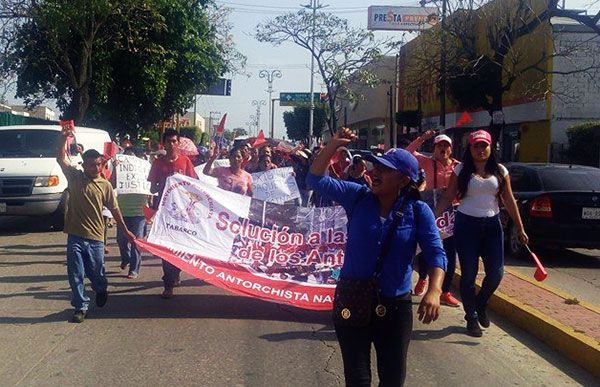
59, 119, 75, 135
103, 141, 118, 160
525, 245, 548, 281
216, 113, 227, 136
253, 130, 266, 147
456, 112, 473, 127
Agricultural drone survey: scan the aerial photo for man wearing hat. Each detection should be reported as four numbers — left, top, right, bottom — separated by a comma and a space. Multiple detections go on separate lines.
406, 130, 461, 307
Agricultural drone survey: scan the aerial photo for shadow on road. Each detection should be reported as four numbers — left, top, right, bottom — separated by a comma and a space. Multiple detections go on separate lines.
260, 325, 336, 342
411, 325, 472, 342
0, 216, 57, 235
0, 292, 332, 325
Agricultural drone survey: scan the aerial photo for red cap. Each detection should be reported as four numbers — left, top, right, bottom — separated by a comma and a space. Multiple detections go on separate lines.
468, 130, 492, 145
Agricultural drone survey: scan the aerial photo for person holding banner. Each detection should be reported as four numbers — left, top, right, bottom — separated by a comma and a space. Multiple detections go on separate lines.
57, 127, 136, 323
114, 147, 151, 279
406, 130, 461, 307
308, 128, 446, 387
148, 129, 198, 299
204, 145, 254, 196
435, 130, 528, 337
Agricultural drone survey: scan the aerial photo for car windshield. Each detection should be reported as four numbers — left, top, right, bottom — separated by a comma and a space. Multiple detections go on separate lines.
539, 168, 600, 191
0, 129, 60, 158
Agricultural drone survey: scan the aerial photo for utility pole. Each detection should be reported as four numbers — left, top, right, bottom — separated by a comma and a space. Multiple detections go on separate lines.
251, 100, 266, 135
271, 98, 280, 139
302, 0, 327, 148
420, 0, 447, 129
259, 70, 282, 139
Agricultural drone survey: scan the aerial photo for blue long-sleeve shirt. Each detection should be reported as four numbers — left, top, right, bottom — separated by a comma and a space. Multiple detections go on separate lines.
307, 172, 447, 297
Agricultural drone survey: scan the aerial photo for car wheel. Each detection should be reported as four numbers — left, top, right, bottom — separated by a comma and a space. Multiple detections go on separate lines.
51, 190, 69, 230
507, 221, 526, 259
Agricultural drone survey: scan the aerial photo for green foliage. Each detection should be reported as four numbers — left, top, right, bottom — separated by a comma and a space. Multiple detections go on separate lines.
4, 0, 227, 136
256, 10, 397, 131
179, 126, 203, 143
567, 122, 600, 167
283, 106, 327, 142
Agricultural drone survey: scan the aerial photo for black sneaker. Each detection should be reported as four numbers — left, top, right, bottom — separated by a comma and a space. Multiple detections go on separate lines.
466, 319, 483, 337
96, 291, 108, 307
72, 310, 87, 323
477, 307, 490, 328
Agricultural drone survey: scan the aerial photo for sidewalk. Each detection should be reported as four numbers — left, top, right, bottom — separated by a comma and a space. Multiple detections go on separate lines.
453, 265, 600, 379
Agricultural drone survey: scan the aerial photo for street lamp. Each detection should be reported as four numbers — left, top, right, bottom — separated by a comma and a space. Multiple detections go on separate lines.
259, 69, 282, 138
251, 100, 266, 135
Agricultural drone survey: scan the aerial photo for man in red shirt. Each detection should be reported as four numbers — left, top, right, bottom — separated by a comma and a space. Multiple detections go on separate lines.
148, 129, 198, 299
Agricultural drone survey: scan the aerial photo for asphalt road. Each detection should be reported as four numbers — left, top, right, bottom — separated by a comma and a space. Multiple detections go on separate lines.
1, 216, 598, 386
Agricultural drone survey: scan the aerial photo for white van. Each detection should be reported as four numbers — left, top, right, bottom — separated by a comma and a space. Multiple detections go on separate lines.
0, 125, 112, 227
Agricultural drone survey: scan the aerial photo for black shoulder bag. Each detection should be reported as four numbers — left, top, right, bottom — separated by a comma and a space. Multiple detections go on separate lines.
332, 198, 412, 327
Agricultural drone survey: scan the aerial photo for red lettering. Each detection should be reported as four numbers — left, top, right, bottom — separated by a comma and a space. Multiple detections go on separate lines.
216, 212, 229, 231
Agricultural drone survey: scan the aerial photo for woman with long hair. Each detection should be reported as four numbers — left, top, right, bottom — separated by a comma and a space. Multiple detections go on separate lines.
435, 130, 528, 337
204, 145, 253, 197
308, 128, 446, 386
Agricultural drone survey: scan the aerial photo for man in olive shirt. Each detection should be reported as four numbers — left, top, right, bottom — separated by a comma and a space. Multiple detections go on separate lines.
57, 129, 136, 323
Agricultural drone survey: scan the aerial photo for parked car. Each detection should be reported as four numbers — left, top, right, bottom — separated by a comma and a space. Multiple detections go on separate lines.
0, 125, 111, 228
501, 163, 600, 257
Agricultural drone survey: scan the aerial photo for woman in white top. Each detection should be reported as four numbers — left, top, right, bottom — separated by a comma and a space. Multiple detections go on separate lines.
435, 130, 528, 337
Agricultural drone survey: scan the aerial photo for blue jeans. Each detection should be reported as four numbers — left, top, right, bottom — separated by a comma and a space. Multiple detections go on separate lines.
117, 216, 146, 275
67, 234, 107, 311
417, 235, 457, 293
454, 212, 504, 320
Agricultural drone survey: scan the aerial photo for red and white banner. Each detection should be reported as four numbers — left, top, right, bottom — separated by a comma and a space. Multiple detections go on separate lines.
138, 174, 347, 310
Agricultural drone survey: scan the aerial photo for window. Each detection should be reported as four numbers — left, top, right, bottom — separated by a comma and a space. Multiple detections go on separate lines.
0, 130, 60, 158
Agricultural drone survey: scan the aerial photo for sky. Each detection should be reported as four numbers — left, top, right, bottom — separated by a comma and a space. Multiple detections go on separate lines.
7, 0, 599, 139
193, 0, 599, 139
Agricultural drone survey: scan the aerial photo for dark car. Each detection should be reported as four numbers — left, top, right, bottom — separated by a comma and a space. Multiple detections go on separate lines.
502, 163, 600, 257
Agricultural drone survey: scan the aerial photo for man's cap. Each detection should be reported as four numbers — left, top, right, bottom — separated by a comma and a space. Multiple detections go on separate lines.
434, 134, 452, 146
469, 130, 492, 145
365, 148, 419, 182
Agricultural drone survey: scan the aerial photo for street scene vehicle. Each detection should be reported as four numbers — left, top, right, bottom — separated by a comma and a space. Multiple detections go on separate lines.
0, 125, 111, 226
502, 163, 600, 256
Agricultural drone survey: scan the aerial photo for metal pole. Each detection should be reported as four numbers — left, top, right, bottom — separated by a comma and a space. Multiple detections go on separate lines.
259, 70, 282, 138
302, 0, 327, 146
271, 98, 279, 139
440, 0, 447, 128
308, 2, 316, 147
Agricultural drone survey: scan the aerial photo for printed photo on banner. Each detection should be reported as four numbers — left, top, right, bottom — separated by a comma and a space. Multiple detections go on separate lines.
421, 188, 455, 238
143, 174, 347, 310
251, 167, 300, 204
115, 154, 153, 195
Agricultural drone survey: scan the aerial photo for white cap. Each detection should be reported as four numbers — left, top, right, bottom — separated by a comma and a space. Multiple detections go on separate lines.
434, 134, 452, 146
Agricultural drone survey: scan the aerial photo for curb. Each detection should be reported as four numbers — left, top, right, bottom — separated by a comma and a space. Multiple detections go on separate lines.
451, 271, 600, 379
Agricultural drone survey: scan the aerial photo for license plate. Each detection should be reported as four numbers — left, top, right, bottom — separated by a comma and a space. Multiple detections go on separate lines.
0, 203, 6, 213
582, 207, 600, 220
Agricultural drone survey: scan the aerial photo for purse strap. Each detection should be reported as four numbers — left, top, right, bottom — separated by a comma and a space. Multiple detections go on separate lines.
372, 196, 413, 279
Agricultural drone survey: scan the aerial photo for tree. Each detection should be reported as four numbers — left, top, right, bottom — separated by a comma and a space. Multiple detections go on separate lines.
283, 105, 327, 142
403, 0, 600, 141
2, 0, 233, 136
256, 10, 398, 133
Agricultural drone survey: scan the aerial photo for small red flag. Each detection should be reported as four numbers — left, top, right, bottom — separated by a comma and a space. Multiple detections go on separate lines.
216, 113, 227, 136
253, 130, 266, 147
456, 112, 473, 127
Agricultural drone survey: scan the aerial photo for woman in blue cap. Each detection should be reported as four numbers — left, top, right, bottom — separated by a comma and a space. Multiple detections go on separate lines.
307, 128, 447, 386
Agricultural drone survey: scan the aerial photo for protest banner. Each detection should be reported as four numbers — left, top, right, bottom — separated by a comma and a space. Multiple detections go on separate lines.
421, 188, 455, 238
115, 154, 153, 195
251, 167, 300, 204
137, 174, 346, 310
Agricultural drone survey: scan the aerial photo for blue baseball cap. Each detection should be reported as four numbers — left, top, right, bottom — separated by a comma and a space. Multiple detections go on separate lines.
365, 148, 419, 182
